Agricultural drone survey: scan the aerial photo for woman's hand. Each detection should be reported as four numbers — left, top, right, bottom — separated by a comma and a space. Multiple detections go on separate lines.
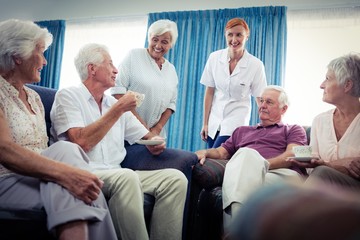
150, 125, 162, 136
59, 166, 104, 204
200, 126, 208, 142
347, 158, 360, 179
287, 157, 325, 169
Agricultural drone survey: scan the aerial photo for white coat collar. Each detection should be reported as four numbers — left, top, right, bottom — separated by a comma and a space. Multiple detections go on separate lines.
219, 48, 250, 76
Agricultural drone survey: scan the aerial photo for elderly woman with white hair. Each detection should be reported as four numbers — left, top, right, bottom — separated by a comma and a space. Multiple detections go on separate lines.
290, 53, 360, 190
111, 19, 179, 138
109, 19, 199, 239
0, 19, 117, 239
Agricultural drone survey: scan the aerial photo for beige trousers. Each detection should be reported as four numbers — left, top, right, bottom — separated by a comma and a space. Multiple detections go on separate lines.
222, 147, 301, 211
95, 168, 187, 240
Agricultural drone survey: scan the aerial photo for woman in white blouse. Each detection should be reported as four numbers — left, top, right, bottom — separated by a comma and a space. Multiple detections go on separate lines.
200, 18, 267, 148
111, 19, 178, 138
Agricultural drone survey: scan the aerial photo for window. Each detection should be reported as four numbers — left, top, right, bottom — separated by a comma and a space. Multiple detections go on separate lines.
283, 7, 360, 126
59, 16, 148, 89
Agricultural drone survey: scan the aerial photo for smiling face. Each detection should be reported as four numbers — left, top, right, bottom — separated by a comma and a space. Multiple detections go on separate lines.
225, 25, 249, 55
147, 31, 172, 61
92, 52, 118, 89
17, 40, 47, 84
258, 89, 287, 125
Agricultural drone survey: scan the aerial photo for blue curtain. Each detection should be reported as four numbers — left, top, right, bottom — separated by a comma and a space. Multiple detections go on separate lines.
35, 20, 66, 89
148, 6, 287, 151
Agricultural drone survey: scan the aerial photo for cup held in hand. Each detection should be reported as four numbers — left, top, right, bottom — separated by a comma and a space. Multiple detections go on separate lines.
292, 146, 312, 157
128, 91, 145, 107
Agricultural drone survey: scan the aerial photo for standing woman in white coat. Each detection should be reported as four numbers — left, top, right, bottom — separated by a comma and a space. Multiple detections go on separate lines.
200, 18, 267, 148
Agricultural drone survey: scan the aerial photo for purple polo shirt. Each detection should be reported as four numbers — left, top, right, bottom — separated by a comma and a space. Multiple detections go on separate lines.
222, 123, 307, 159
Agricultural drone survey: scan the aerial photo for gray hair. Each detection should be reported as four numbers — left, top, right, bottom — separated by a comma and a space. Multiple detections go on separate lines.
74, 43, 109, 81
0, 19, 53, 73
147, 19, 178, 47
327, 53, 360, 97
263, 85, 289, 108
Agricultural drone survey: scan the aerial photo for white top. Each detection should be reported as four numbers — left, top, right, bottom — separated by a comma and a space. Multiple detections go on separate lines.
310, 109, 360, 161
200, 49, 267, 138
50, 84, 148, 170
110, 48, 178, 137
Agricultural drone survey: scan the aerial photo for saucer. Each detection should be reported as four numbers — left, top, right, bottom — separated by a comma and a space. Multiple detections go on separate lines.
287, 156, 319, 162
135, 139, 165, 145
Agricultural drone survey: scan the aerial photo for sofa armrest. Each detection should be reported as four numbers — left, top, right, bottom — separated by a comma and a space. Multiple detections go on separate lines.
192, 158, 228, 190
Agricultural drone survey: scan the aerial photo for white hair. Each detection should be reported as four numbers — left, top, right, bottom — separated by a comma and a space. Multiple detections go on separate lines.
327, 53, 360, 97
147, 19, 178, 47
74, 43, 109, 81
0, 19, 53, 72
263, 85, 289, 108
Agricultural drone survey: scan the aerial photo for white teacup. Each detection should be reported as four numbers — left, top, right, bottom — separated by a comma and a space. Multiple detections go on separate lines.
128, 91, 145, 107
292, 146, 312, 158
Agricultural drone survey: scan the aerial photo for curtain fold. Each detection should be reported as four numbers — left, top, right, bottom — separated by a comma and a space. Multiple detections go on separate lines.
35, 20, 66, 89
148, 6, 287, 151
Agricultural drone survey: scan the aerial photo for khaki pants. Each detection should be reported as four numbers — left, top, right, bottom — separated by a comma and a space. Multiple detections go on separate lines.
95, 168, 187, 240
222, 147, 301, 210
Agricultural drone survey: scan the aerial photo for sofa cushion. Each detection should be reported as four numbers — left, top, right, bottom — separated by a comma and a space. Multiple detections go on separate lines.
192, 158, 228, 190
26, 84, 57, 140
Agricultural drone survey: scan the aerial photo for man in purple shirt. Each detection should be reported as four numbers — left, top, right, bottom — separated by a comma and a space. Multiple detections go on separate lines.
195, 85, 307, 230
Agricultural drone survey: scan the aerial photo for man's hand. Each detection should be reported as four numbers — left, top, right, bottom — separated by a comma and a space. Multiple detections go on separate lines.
195, 147, 229, 165
59, 166, 103, 204
114, 92, 137, 113
195, 149, 207, 165
146, 136, 166, 155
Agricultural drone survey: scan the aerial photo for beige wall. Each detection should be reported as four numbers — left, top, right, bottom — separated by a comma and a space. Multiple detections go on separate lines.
0, 0, 359, 21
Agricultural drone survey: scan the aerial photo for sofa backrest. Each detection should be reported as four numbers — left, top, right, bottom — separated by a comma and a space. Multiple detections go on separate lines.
26, 84, 57, 140
303, 126, 311, 145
